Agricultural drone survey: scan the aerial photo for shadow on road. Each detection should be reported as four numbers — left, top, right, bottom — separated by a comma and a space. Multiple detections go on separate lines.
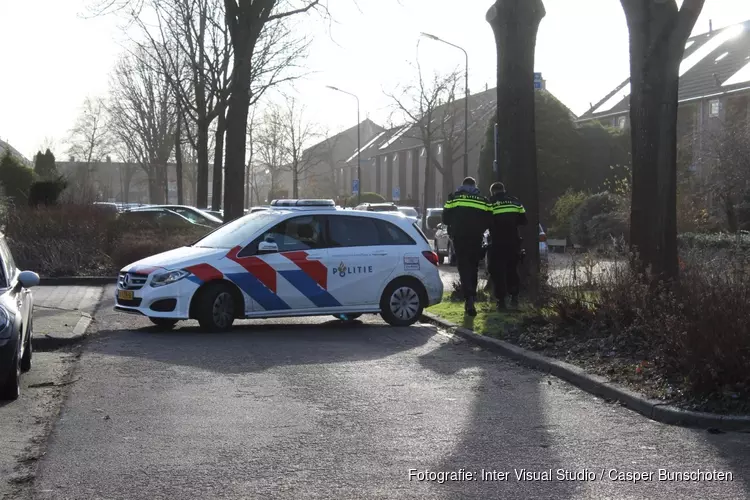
90, 315, 433, 376
417, 340, 578, 499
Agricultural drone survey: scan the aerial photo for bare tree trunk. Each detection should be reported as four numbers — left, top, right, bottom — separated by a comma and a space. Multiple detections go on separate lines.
292, 162, 299, 198
163, 163, 169, 203
487, 0, 545, 297
421, 143, 432, 231
622, 0, 704, 280
223, 55, 252, 221
175, 113, 184, 205
212, 110, 226, 210
197, 121, 210, 208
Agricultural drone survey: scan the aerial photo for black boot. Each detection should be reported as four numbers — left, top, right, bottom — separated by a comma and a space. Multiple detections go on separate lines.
465, 297, 477, 316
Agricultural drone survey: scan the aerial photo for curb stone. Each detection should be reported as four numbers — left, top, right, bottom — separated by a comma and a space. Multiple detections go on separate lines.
39, 276, 117, 287
421, 311, 750, 432
33, 313, 94, 351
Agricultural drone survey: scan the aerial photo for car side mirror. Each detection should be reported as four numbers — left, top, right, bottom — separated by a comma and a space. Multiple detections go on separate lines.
258, 241, 279, 254
18, 270, 40, 289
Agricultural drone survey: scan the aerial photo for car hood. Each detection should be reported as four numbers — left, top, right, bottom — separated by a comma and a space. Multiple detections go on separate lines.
121, 246, 226, 274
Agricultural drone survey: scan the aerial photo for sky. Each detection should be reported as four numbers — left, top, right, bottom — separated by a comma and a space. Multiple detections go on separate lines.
1, 0, 750, 161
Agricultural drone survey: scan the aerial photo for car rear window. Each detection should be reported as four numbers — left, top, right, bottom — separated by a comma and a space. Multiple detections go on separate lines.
328, 215, 381, 247
412, 222, 430, 245
375, 220, 415, 245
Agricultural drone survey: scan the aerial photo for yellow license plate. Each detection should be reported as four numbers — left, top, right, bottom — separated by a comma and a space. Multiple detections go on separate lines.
118, 290, 134, 300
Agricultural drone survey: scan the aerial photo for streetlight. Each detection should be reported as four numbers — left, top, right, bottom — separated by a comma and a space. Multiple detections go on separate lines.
420, 32, 469, 180
326, 85, 361, 205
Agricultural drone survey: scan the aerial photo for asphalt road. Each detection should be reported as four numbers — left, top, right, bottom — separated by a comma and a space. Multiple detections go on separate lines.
30, 289, 750, 499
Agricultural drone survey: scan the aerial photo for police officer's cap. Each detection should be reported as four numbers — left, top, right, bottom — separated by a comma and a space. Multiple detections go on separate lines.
462, 177, 476, 186
490, 182, 506, 194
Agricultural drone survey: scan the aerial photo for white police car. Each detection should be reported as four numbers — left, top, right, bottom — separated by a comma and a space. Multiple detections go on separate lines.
115, 199, 443, 331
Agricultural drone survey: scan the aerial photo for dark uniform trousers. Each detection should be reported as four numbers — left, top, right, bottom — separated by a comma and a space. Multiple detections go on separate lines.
454, 235, 484, 299
487, 194, 527, 300
488, 246, 521, 299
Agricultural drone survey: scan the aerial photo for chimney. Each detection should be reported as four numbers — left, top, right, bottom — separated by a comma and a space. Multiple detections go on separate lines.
106, 155, 112, 163
709, 19, 713, 34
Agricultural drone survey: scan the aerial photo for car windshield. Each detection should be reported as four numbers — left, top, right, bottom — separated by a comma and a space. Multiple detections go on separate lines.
192, 211, 278, 248
398, 207, 418, 218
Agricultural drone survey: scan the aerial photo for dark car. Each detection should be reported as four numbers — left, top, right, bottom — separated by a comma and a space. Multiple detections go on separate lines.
0, 234, 40, 400
138, 205, 223, 227
119, 208, 211, 229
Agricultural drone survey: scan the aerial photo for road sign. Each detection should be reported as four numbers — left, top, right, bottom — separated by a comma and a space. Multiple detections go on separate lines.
392, 187, 400, 202
352, 179, 359, 195
534, 72, 544, 90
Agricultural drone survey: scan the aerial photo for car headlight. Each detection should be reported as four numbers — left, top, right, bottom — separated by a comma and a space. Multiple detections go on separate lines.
0, 308, 11, 339
150, 270, 190, 287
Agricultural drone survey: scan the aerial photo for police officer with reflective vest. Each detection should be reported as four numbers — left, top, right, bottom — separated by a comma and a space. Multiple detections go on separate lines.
487, 182, 527, 310
442, 177, 491, 316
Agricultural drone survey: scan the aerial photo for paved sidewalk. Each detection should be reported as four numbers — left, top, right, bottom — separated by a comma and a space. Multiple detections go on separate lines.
32, 285, 106, 350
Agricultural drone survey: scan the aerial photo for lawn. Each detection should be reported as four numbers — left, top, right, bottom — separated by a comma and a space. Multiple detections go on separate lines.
426, 294, 534, 337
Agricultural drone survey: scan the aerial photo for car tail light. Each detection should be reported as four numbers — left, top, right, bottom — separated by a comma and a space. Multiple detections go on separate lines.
539, 233, 547, 242
422, 250, 440, 266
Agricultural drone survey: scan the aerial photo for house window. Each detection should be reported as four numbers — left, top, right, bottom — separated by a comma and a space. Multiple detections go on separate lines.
709, 99, 720, 117
420, 147, 426, 157
617, 116, 627, 129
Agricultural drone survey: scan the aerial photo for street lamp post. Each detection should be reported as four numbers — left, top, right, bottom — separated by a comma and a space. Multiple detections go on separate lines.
326, 85, 361, 205
420, 32, 469, 180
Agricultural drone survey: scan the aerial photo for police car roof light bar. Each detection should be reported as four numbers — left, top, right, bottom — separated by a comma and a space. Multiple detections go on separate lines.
270, 199, 336, 207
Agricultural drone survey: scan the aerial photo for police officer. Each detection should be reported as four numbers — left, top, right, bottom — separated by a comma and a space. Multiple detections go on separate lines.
487, 182, 527, 310
442, 177, 491, 316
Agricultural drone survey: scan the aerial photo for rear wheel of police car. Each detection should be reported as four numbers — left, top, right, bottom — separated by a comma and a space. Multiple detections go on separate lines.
194, 282, 237, 332
380, 278, 425, 327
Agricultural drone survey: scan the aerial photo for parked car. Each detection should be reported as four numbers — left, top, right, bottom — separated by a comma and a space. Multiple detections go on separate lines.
119, 208, 212, 229
423, 208, 443, 239
246, 206, 270, 214
204, 210, 223, 221
0, 234, 40, 400
114, 199, 443, 331
397, 206, 419, 220
132, 205, 223, 227
354, 202, 399, 212
434, 223, 548, 266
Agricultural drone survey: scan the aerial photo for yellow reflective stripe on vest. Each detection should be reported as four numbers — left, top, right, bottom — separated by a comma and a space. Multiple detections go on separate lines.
445, 199, 490, 211
491, 204, 525, 215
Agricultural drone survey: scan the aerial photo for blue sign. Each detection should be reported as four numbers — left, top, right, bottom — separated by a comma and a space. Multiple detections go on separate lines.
534, 72, 542, 81
534, 81, 543, 89
392, 187, 400, 201
352, 179, 359, 195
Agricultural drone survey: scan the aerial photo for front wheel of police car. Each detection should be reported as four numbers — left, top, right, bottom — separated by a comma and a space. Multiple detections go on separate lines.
194, 282, 237, 332
380, 278, 425, 327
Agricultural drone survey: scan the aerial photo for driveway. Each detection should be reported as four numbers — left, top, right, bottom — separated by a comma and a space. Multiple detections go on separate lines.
25, 288, 750, 499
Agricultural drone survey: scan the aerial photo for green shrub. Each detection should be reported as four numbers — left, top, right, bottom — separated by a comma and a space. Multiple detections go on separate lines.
550, 189, 587, 238
570, 192, 628, 248
0, 151, 35, 205
346, 192, 385, 207
677, 232, 750, 251
5, 204, 211, 276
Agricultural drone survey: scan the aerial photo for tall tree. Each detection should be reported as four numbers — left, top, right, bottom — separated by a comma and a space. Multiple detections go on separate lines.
620, 0, 705, 279
108, 47, 177, 204
67, 97, 112, 201
255, 105, 288, 201
33, 149, 59, 180
277, 97, 324, 198
486, 0, 546, 296
386, 64, 454, 230
222, 0, 321, 221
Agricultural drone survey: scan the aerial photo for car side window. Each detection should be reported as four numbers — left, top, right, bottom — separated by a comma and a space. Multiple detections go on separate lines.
375, 220, 416, 245
244, 215, 325, 255
327, 215, 381, 247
